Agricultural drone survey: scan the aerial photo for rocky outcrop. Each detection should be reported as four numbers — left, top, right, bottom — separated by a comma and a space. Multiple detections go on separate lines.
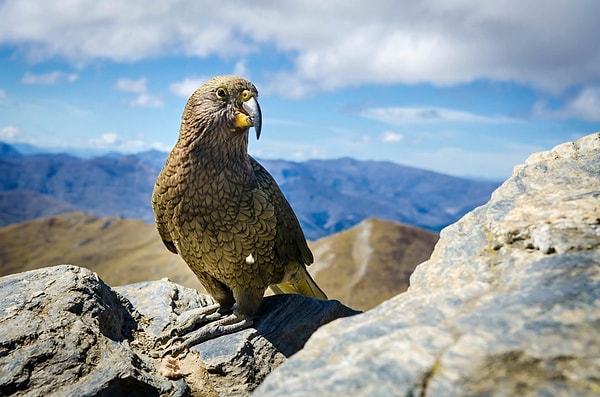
0, 265, 358, 396
256, 132, 600, 396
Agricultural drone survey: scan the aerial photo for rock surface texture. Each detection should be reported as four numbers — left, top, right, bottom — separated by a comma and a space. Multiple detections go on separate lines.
256, 132, 600, 396
0, 265, 358, 396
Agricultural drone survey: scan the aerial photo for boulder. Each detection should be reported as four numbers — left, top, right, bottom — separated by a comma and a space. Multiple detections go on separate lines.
0, 265, 180, 397
256, 132, 600, 396
0, 265, 358, 396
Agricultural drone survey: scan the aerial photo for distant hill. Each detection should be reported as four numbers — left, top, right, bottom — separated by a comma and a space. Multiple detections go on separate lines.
261, 157, 499, 237
0, 142, 22, 158
0, 148, 158, 223
310, 217, 438, 310
0, 142, 499, 239
0, 213, 437, 310
0, 189, 79, 226
0, 212, 202, 289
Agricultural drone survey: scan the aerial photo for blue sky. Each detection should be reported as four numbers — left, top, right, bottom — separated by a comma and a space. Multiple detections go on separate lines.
0, 1, 599, 179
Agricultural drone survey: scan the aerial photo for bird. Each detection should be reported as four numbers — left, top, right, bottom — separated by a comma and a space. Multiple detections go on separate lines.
151, 75, 327, 355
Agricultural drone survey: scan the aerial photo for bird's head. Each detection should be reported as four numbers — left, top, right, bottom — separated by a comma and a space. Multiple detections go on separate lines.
180, 75, 262, 148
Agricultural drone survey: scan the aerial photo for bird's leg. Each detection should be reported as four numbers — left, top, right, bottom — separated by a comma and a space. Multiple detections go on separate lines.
155, 288, 264, 357
160, 312, 254, 357
154, 303, 223, 347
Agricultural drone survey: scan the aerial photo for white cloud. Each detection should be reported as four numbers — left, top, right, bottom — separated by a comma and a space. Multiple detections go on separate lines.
532, 86, 600, 122
566, 87, 600, 121
22, 70, 78, 85
129, 92, 163, 108
255, 2, 600, 97
114, 77, 163, 107
380, 131, 404, 143
114, 77, 147, 93
1, 1, 598, 96
85, 133, 172, 152
406, 146, 529, 179
0, 125, 23, 141
0, 89, 6, 100
89, 132, 119, 146
361, 106, 515, 125
233, 59, 250, 79
169, 77, 207, 98
0, 126, 171, 153
249, 139, 327, 162
260, 72, 315, 99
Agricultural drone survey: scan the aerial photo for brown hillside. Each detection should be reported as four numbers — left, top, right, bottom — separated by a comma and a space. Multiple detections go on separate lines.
0, 213, 438, 311
309, 218, 439, 311
0, 212, 204, 290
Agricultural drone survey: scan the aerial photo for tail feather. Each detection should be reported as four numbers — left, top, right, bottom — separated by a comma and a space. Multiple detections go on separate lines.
271, 267, 328, 300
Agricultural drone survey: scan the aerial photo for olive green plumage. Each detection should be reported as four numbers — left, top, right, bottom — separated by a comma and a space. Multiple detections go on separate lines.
152, 75, 326, 320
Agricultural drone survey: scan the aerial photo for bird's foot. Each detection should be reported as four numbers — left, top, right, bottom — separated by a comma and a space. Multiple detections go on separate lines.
154, 305, 253, 357
154, 303, 223, 347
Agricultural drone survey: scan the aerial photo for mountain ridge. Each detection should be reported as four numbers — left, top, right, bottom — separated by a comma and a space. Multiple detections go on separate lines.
0, 142, 500, 239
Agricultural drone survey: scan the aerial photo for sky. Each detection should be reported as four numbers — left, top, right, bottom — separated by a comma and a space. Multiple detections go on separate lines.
0, 1, 599, 180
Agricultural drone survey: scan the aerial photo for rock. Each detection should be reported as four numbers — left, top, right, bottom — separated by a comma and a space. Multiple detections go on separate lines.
117, 280, 359, 396
255, 132, 600, 396
0, 265, 358, 396
0, 265, 182, 397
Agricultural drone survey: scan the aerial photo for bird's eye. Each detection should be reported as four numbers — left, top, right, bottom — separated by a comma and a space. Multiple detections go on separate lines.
215, 87, 228, 99
240, 90, 251, 101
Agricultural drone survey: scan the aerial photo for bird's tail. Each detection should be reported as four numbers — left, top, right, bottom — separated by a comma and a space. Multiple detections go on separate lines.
270, 266, 328, 300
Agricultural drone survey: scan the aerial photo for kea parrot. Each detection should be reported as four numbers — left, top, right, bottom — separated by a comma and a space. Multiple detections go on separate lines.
152, 75, 327, 355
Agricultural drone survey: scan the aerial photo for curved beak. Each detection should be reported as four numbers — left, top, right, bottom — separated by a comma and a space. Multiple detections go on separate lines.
242, 96, 262, 140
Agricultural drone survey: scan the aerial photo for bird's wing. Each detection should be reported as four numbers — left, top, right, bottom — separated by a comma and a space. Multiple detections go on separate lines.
151, 180, 178, 255
250, 156, 313, 266
160, 234, 178, 255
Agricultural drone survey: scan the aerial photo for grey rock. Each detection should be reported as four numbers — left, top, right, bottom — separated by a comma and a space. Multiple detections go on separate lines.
116, 280, 359, 396
0, 266, 358, 396
115, 279, 215, 339
0, 265, 182, 397
255, 132, 600, 396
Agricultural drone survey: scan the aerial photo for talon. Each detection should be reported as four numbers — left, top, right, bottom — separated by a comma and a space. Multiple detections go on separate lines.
154, 313, 254, 357
153, 303, 243, 356
156, 336, 184, 358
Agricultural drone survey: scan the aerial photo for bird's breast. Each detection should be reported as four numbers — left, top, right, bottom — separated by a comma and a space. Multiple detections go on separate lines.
168, 164, 258, 229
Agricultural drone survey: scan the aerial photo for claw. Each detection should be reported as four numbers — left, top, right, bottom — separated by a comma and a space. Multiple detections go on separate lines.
162, 314, 253, 357
153, 304, 253, 357
154, 303, 221, 348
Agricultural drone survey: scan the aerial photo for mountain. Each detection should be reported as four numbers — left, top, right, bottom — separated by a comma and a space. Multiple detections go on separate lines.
261, 157, 499, 237
0, 212, 202, 290
0, 142, 500, 239
0, 142, 22, 158
0, 189, 79, 226
0, 212, 437, 310
0, 148, 158, 223
309, 217, 438, 310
